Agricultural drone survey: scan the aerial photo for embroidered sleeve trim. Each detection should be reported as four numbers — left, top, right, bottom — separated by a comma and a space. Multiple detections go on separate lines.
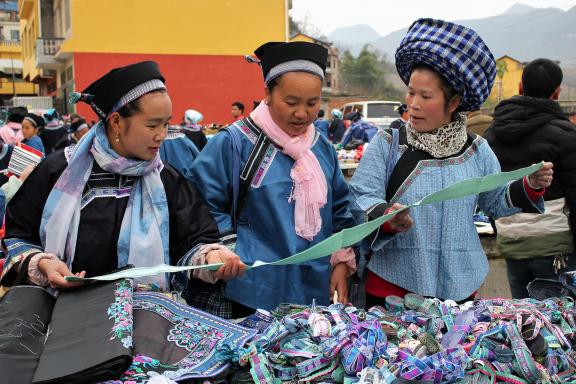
1, 238, 44, 286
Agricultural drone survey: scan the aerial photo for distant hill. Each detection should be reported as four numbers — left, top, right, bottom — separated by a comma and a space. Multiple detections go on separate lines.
328, 24, 382, 54
328, 4, 576, 87
501, 3, 538, 15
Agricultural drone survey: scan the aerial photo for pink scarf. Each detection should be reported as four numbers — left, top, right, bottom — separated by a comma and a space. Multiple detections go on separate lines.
250, 101, 327, 240
0, 122, 23, 145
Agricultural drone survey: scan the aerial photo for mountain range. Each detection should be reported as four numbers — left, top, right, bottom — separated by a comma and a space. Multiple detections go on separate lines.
328, 3, 576, 88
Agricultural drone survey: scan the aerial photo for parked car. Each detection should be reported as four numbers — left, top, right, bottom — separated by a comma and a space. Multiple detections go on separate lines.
341, 100, 401, 129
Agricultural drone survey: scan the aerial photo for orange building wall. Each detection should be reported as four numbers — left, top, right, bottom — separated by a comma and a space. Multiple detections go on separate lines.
73, 52, 266, 125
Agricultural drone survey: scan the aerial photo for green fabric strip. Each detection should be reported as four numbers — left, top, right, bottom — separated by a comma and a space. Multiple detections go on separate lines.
66, 162, 543, 283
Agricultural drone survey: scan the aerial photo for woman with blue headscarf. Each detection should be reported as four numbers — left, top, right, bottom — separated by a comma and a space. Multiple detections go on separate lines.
349, 19, 553, 305
181, 109, 207, 151
328, 108, 346, 144
1, 61, 244, 317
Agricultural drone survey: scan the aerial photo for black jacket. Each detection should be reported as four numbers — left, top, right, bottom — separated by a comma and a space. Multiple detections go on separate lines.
484, 95, 576, 245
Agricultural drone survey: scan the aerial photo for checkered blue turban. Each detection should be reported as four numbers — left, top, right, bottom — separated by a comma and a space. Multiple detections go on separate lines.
395, 18, 496, 111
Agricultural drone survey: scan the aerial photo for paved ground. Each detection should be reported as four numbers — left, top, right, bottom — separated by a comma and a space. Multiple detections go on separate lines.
478, 236, 512, 299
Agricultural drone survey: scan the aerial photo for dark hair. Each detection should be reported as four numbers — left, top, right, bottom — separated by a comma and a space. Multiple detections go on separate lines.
116, 89, 167, 119
397, 104, 408, 115
266, 76, 281, 93
317, 109, 325, 118
24, 113, 45, 129
231, 101, 245, 113
522, 58, 563, 99
411, 63, 460, 114
8, 106, 28, 123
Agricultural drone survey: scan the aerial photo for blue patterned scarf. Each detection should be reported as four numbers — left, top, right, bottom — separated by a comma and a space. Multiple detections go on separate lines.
40, 122, 170, 288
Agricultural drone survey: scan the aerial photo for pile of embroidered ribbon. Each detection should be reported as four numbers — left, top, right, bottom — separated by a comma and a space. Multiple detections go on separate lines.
214, 294, 576, 384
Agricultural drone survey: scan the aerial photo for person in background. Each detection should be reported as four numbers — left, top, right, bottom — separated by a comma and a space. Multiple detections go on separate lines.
0, 143, 13, 186
61, 113, 85, 133
40, 108, 67, 155
0, 107, 26, 145
389, 104, 408, 132
350, 18, 553, 306
328, 108, 346, 144
181, 109, 208, 151
54, 119, 91, 150
313, 109, 330, 138
21, 113, 46, 154
484, 58, 576, 298
467, 109, 493, 136
230, 101, 245, 121
341, 111, 377, 149
1, 61, 244, 314
569, 111, 576, 125
190, 41, 356, 318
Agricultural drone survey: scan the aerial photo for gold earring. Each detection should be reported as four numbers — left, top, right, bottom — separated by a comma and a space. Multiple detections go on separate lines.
115, 132, 120, 143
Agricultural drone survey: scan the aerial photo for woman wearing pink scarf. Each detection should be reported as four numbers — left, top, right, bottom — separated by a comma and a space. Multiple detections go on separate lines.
0, 108, 26, 145
190, 41, 356, 317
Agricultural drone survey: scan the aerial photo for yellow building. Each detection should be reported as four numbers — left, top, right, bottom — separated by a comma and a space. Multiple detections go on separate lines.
0, 2, 37, 101
290, 32, 340, 95
19, 0, 288, 122
487, 55, 524, 105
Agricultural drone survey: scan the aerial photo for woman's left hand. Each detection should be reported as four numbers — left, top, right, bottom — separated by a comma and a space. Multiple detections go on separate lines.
330, 263, 349, 305
528, 162, 554, 189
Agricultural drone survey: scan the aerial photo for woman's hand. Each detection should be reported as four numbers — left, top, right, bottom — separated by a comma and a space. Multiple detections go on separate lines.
330, 263, 349, 304
38, 257, 86, 289
386, 203, 414, 232
206, 248, 246, 280
19, 164, 36, 182
528, 162, 553, 189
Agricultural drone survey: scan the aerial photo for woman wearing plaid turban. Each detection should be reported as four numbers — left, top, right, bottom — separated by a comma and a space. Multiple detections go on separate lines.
350, 19, 553, 305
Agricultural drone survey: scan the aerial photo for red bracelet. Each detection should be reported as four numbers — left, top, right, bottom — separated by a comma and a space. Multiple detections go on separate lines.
381, 207, 401, 233
523, 176, 545, 201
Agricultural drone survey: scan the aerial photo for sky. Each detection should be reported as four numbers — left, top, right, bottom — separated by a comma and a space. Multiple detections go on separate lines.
290, 0, 576, 37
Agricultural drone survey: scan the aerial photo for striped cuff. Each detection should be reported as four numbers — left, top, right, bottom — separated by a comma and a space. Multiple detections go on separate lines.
219, 231, 237, 251
365, 202, 391, 222
28, 253, 59, 287
330, 247, 357, 276
190, 243, 229, 284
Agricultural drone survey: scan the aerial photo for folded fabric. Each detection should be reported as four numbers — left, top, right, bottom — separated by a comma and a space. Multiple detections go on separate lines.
104, 291, 257, 383
0, 286, 55, 384
33, 280, 134, 384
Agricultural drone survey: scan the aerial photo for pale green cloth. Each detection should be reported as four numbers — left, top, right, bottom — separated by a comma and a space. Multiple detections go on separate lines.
66, 162, 543, 283
1, 175, 22, 204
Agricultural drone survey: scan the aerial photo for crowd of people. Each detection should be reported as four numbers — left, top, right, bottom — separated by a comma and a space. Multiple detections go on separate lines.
0, 17, 572, 324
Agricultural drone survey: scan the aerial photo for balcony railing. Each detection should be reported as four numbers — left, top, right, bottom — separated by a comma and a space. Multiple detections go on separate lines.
0, 40, 21, 47
35, 37, 64, 69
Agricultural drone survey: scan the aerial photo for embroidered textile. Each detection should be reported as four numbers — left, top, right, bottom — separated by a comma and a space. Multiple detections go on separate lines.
103, 291, 257, 383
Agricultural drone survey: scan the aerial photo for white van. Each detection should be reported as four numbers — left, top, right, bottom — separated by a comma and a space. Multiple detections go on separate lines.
341, 100, 402, 129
